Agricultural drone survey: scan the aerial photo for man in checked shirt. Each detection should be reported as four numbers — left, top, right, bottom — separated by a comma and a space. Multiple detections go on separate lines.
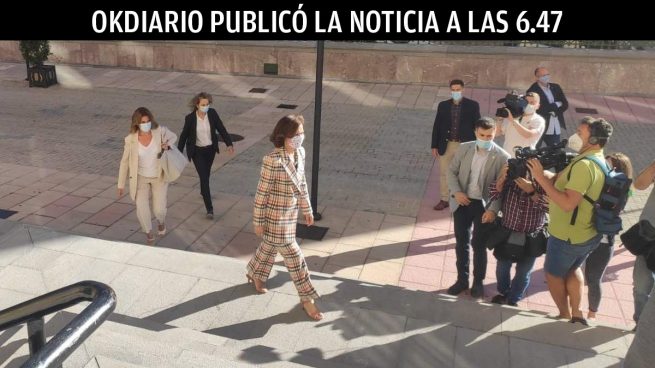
488, 163, 551, 306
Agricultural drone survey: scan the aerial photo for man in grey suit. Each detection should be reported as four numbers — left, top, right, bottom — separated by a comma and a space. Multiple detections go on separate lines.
447, 117, 511, 297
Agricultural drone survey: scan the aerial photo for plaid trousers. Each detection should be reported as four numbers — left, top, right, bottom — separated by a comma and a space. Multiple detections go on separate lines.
247, 239, 320, 301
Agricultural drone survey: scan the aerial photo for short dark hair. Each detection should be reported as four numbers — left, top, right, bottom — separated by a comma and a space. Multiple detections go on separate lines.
270, 115, 304, 148
534, 67, 547, 76
580, 116, 613, 147
449, 79, 464, 88
474, 117, 496, 130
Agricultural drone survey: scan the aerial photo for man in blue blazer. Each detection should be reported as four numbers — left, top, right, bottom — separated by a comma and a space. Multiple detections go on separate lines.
431, 79, 481, 211
446, 117, 510, 297
527, 67, 569, 148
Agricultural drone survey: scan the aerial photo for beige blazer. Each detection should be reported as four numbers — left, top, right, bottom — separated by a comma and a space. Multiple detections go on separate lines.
117, 126, 177, 201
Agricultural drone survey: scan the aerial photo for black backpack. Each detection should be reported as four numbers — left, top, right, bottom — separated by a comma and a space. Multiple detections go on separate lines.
568, 156, 632, 235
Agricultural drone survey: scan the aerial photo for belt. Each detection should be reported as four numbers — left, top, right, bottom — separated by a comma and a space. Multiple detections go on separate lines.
447, 139, 461, 142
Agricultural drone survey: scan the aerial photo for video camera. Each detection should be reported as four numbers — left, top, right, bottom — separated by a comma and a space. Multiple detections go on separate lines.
496, 91, 528, 119
507, 139, 577, 180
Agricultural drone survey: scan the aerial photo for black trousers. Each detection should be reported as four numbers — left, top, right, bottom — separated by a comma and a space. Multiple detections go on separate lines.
453, 200, 487, 285
192, 145, 216, 213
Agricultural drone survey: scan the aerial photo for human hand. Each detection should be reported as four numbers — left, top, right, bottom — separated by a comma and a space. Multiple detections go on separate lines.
454, 192, 470, 206
526, 159, 545, 182
481, 210, 496, 224
305, 213, 314, 226
514, 177, 535, 194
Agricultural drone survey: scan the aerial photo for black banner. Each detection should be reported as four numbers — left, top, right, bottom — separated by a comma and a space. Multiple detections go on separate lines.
1, 4, 652, 40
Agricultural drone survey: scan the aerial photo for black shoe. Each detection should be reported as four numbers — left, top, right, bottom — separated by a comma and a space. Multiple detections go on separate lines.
447, 282, 469, 296
470, 282, 485, 298
491, 294, 507, 304
507, 301, 518, 307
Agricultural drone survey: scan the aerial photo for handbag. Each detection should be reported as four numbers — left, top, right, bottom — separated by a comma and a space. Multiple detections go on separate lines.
473, 217, 510, 250
159, 140, 187, 183
621, 220, 655, 256
525, 227, 549, 257
494, 230, 527, 262
639, 220, 655, 242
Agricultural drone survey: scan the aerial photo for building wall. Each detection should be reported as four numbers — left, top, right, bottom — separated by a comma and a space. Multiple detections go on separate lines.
1, 40, 654, 96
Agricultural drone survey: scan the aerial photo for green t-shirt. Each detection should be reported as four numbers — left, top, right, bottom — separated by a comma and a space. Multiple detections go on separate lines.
548, 149, 606, 244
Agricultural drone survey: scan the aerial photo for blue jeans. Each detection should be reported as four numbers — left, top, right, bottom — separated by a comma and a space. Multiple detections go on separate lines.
633, 255, 655, 322
496, 256, 537, 304
585, 241, 614, 312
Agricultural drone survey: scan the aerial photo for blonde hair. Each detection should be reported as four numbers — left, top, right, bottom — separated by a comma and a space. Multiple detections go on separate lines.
606, 152, 633, 179
189, 92, 213, 112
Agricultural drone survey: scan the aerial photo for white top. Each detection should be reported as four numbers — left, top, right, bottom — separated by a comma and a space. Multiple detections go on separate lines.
466, 147, 490, 200
195, 113, 212, 147
138, 137, 160, 178
540, 84, 562, 135
502, 114, 546, 158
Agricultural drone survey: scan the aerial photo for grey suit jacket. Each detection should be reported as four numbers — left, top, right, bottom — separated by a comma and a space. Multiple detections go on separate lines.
447, 141, 510, 214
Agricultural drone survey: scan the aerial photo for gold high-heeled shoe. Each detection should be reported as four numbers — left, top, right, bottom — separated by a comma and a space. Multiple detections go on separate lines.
301, 300, 324, 321
246, 274, 268, 294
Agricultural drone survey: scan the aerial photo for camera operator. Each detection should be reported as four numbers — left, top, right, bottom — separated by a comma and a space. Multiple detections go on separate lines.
527, 116, 613, 325
496, 92, 546, 158
487, 163, 551, 306
527, 67, 569, 148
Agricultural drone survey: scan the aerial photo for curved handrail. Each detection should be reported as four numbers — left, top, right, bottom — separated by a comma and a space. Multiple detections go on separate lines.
0, 281, 116, 368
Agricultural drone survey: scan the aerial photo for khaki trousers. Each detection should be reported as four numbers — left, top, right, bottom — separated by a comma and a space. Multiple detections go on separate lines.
135, 175, 168, 233
437, 141, 460, 201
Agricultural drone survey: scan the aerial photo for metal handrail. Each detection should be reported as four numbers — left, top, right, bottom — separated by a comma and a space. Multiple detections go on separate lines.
0, 281, 116, 368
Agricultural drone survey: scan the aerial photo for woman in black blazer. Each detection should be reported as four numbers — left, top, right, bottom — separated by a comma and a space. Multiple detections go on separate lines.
178, 92, 235, 218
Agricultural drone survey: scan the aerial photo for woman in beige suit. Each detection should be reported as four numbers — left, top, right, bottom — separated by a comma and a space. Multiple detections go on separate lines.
118, 107, 177, 244
247, 114, 323, 321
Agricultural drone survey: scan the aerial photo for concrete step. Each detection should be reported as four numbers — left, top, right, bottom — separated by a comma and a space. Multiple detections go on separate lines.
0, 310, 354, 368
84, 355, 146, 368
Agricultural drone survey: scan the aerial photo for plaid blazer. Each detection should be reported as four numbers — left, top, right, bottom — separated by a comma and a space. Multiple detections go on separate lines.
253, 147, 313, 245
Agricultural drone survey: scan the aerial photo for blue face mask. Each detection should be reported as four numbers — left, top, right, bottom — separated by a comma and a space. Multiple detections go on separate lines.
539, 75, 550, 84
199, 106, 210, 113
139, 122, 152, 132
476, 139, 492, 150
451, 91, 462, 101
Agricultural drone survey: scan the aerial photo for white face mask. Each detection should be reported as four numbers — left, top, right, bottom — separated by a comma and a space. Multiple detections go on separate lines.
139, 121, 152, 132
289, 133, 305, 149
567, 133, 583, 153
524, 104, 537, 115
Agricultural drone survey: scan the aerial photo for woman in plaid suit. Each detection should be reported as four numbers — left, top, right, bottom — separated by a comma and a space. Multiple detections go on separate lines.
246, 114, 323, 321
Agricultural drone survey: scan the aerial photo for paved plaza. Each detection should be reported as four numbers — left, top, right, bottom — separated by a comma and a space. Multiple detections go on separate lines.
0, 59, 653, 336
